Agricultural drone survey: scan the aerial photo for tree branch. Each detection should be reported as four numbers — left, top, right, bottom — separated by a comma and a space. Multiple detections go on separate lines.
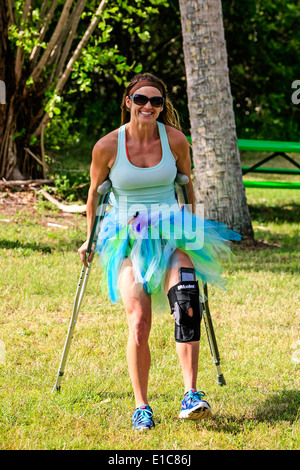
6, 0, 16, 25
38, 189, 87, 213
37, 0, 52, 30
24, 146, 49, 172
0, 178, 53, 187
29, 0, 59, 66
33, 0, 108, 137
14, 0, 32, 85
56, 0, 108, 94
46, 0, 86, 68
30, 0, 73, 84
55, 0, 88, 79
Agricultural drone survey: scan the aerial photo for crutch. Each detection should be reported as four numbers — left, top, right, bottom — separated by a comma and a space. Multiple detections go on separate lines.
52, 179, 112, 392
175, 172, 226, 386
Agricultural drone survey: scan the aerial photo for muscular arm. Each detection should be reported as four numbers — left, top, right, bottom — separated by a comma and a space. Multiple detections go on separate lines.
78, 131, 117, 265
86, 142, 110, 238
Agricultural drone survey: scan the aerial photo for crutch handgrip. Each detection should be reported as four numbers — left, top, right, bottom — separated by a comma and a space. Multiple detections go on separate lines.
97, 179, 112, 195
175, 173, 189, 186
175, 173, 189, 206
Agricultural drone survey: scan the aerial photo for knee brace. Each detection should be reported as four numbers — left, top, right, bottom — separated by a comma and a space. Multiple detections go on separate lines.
167, 270, 202, 343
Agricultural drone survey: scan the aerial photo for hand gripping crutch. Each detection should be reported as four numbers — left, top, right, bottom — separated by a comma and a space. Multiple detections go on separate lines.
52, 179, 112, 392
175, 172, 226, 386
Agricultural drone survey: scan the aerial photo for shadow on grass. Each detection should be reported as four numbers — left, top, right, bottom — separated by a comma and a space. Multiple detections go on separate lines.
254, 389, 300, 423
248, 203, 300, 224
0, 238, 81, 253
201, 389, 299, 434
234, 206, 300, 273
0, 239, 52, 253
234, 240, 299, 274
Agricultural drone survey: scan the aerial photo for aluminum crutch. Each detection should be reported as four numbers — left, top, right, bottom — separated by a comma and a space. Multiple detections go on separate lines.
52, 179, 112, 392
175, 172, 226, 386
202, 283, 226, 385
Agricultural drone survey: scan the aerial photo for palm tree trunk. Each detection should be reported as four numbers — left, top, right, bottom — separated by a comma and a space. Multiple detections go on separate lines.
179, 0, 253, 237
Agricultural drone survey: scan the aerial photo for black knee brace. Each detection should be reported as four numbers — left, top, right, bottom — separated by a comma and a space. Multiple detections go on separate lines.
167, 272, 202, 343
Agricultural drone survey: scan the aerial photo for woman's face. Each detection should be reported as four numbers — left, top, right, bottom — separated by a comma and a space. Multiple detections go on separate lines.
125, 86, 164, 124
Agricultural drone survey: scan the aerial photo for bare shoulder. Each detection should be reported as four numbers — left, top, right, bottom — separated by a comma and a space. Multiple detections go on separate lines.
164, 125, 189, 159
92, 128, 119, 168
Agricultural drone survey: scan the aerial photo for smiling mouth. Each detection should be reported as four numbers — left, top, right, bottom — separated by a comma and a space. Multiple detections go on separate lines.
140, 111, 153, 115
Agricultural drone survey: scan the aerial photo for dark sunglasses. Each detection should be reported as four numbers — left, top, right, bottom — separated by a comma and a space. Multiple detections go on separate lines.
129, 94, 164, 108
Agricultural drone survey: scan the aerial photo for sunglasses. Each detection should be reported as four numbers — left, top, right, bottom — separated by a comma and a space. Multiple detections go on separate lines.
129, 94, 164, 108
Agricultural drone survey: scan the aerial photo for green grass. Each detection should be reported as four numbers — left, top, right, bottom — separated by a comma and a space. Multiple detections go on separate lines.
0, 185, 299, 450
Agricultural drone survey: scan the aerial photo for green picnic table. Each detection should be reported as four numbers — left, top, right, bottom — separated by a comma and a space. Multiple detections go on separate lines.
186, 136, 300, 189
239, 139, 300, 189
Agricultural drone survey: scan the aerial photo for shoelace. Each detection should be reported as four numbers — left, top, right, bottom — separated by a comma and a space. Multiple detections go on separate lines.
185, 390, 206, 406
133, 406, 153, 425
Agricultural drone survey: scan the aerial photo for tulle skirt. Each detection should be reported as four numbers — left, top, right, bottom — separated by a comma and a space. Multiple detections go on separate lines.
95, 204, 242, 306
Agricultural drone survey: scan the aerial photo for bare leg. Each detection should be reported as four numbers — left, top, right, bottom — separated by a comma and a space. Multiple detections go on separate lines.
118, 259, 152, 408
165, 250, 200, 393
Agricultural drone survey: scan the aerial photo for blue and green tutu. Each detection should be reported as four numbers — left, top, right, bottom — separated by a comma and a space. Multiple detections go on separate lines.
95, 204, 242, 305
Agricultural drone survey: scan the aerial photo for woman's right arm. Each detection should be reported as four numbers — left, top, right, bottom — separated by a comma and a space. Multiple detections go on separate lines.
78, 133, 116, 266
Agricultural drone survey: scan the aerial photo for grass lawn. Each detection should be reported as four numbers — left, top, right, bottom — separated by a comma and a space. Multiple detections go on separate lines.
0, 179, 299, 450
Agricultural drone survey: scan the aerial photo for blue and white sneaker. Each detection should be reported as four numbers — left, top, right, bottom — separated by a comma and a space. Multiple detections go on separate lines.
179, 389, 212, 420
132, 404, 155, 430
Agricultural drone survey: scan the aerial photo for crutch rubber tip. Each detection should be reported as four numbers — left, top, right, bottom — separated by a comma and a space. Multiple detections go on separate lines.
52, 384, 61, 393
217, 374, 226, 386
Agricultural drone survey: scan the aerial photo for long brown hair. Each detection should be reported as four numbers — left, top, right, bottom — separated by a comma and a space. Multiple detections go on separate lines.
120, 73, 182, 131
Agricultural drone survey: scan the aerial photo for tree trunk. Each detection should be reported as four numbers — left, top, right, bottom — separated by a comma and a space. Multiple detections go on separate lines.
1, 99, 18, 179
0, 5, 20, 179
179, 0, 253, 237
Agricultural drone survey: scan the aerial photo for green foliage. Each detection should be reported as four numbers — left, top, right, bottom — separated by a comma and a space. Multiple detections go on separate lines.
44, 172, 90, 203
44, 99, 80, 151
43, 0, 170, 152
47, 0, 186, 149
6, 0, 170, 173
48, 0, 300, 155
8, 19, 43, 56
69, 0, 170, 89
222, 0, 300, 140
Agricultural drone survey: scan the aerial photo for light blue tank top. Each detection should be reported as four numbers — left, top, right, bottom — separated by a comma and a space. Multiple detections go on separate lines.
109, 121, 178, 213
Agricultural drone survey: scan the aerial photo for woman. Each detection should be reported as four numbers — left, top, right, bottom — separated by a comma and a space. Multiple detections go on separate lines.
78, 73, 241, 430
